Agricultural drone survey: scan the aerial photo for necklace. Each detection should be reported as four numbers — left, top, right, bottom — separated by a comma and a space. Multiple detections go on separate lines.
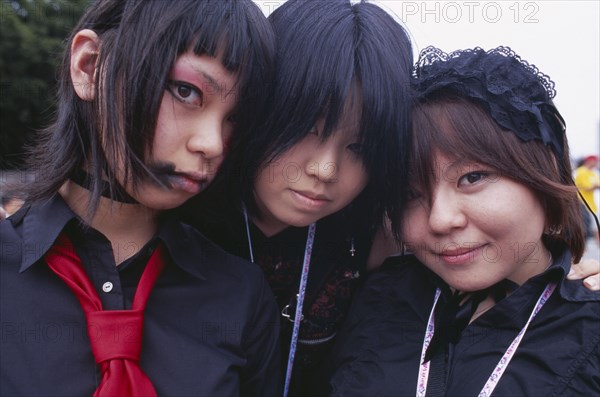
70, 168, 137, 204
242, 205, 316, 397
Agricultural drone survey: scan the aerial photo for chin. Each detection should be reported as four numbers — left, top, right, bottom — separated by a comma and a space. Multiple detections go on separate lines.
138, 195, 190, 211
446, 278, 495, 293
287, 215, 320, 228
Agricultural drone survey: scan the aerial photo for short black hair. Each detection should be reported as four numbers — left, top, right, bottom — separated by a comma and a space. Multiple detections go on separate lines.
20, 0, 275, 215
226, 0, 413, 236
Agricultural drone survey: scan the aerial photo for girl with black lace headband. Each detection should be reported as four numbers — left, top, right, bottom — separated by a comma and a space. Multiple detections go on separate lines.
327, 46, 600, 396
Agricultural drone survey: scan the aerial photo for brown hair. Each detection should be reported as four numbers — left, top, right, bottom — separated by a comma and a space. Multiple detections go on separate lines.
408, 95, 585, 261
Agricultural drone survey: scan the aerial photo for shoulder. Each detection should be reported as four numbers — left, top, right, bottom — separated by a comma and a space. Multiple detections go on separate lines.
344, 255, 436, 325
553, 250, 600, 303
164, 219, 266, 281
0, 205, 30, 265
362, 254, 434, 295
160, 220, 277, 326
327, 256, 432, 396
545, 302, 600, 395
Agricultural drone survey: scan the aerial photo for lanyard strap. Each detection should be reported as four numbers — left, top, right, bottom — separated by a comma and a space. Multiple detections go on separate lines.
242, 203, 255, 263
242, 205, 316, 397
416, 282, 557, 397
283, 222, 316, 397
417, 288, 441, 397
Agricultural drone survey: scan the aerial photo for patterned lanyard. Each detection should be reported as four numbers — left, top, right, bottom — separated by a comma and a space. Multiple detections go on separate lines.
416, 282, 557, 397
242, 205, 316, 397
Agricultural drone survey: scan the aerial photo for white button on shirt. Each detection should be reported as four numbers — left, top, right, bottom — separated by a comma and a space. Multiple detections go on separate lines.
102, 281, 113, 293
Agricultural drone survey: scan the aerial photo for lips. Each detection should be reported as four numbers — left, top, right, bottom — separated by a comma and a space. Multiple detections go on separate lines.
167, 172, 209, 194
437, 244, 484, 265
289, 189, 331, 209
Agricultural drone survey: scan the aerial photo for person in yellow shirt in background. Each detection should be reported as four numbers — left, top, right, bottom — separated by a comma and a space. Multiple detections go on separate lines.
575, 154, 600, 242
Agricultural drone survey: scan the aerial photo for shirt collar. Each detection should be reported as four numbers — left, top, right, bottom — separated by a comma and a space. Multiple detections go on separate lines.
421, 247, 598, 329
549, 249, 600, 303
20, 194, 76, 272
19, 194, 219, 281
155, 216, 211, 280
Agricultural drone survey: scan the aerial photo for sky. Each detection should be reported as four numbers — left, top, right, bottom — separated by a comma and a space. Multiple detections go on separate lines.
253, 0, 600, 161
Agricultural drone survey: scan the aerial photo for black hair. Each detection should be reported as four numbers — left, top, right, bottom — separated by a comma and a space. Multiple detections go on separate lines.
18, 0, 274, 215
220, 0, 413, 236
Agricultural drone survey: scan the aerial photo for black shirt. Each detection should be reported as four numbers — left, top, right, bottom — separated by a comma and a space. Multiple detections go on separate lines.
184, 201, 371, 396
0, 195, 281, 396
328, 252, 600, 396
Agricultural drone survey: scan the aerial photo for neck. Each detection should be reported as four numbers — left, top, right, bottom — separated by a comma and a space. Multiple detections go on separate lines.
60, 181, 159, 264
245, 200, 290, 237
465, 248, 554, 324
250, 215, 289, 238
508, 247, 553, 286
468, 294, 497, 324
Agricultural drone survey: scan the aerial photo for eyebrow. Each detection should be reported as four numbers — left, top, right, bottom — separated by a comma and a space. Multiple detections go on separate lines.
199, 70, 224, 96
172, 58, 237, 99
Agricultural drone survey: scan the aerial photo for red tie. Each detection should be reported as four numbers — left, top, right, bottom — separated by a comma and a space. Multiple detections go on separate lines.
44, 233, 166, 397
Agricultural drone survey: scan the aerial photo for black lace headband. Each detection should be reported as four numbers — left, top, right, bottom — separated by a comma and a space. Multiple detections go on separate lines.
412, 46, 566, 158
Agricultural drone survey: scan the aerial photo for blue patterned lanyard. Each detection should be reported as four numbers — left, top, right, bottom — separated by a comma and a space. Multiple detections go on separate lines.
242, 205, 316, 397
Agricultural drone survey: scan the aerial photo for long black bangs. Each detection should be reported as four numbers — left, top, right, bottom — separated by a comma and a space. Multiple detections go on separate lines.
97, 0, 273, 190
351, 2, 413, 236
260, 2, 359, 162
244, 0, 414, 233
191, 0, 275, 137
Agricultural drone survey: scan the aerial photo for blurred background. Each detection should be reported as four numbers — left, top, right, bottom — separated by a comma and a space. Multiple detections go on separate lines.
1, 0, 598, 257
1, 0, 89, 170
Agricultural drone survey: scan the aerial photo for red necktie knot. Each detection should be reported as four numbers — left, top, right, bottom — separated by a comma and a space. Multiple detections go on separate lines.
45, 234, 166, 396
87, 310, 144, 364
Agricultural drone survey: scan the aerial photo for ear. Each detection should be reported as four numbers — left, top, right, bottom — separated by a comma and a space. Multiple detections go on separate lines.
70, 29, 100, 101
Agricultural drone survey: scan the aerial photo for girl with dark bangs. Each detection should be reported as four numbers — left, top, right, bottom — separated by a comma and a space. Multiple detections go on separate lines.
0, 0, 281, 395
328, 47, 600, 396
181, 0, 413, 395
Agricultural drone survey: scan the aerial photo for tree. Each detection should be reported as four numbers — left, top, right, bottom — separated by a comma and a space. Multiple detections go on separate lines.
0, 0, 89, 169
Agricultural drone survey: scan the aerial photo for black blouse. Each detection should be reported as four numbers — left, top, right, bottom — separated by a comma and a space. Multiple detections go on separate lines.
328, 253, 600, 396
184, 201, 372, 396
0, 195, 281, 396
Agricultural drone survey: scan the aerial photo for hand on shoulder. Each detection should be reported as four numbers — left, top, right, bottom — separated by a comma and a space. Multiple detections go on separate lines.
568, 258, 600, 291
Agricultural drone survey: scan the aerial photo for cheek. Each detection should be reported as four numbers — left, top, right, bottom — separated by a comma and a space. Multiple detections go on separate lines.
486, 188, 545, 238
401, 215, 432, 267
151, 100, 180, 156
258, 150, 298, 186
342, 163, 369, 195
148, 130, 173, 163
401, 207, 426, 244
253, 164, 280, 203
222, 131, 233, 153
337, 178, 367, 209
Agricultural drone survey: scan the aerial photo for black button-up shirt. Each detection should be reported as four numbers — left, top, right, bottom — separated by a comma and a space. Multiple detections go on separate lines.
1, 195, 281, 396
328, 252, 600, 396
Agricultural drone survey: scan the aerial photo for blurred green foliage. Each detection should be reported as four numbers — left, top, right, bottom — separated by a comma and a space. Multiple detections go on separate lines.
0, 0, 89, 169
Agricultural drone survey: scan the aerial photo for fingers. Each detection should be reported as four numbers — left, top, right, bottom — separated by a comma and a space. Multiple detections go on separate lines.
583, 275, 599, 291
568, 259, 600, 291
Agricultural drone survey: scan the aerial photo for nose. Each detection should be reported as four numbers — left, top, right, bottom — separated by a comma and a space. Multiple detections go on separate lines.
305, 141, 339, 183
427, 188, 467, 234
186, 116, 224, 161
